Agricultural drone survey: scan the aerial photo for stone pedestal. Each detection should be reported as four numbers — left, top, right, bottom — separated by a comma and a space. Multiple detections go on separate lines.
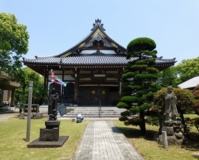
28, 120, 69, 148
159, 120, 184, 145
40, 128, 59, 141
39, 120, 60, 141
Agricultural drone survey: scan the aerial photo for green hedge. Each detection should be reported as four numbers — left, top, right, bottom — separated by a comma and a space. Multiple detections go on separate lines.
121, 96, 139, 103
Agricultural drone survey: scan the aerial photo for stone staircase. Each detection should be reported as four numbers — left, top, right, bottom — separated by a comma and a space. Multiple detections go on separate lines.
61, 106, 125, 118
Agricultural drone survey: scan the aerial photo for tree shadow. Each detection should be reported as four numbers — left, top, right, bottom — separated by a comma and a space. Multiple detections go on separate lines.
112, 126, 157, 141
182, 132, 199, 151
113, 126, 199, 151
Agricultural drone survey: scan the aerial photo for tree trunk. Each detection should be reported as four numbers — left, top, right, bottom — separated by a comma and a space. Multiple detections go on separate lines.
180, 111, 188, 134
139, 110, 146, 134
178, 106, 187, 134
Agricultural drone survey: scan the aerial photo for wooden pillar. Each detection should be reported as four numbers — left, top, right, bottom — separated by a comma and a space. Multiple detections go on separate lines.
44, 71, 46, 88
118, 69, 122, 101
62, 70, 64, 96
46, 69, 49, 89
10, 89, 15, 107
0, 91, 3, 106
44, 69, 48, 88
8, 90, 11, 102
74, 68, 79, 105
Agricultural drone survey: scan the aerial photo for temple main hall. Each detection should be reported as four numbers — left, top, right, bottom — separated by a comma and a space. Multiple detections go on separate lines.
23, 19, 176, 106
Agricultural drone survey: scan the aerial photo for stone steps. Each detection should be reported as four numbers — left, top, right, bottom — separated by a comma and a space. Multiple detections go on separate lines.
62, 107, 125, 118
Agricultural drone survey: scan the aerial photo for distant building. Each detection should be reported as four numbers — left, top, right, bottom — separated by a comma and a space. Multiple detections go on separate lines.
0, 72, 20, 106
23, 19, 176, 106
178, 76, 199, 90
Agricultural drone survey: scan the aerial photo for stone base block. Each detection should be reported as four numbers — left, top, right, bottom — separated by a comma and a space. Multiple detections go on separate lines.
27, 136, 69, 148
162, 126, 174, 136
19, 113, 25, 119
40, 128, 59, 141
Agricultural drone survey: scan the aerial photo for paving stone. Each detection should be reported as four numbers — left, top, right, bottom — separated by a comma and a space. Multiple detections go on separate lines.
71, 121, 145, 160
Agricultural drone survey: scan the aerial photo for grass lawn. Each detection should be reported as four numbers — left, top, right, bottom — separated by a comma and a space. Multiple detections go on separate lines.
114, 120, 199, 160
1, 114, 199, 160
184, 114, 199, 119
0, 115, 88, 160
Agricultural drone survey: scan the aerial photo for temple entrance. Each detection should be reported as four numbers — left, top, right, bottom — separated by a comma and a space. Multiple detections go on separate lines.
63, 83, 74, 103
78, 86, 119, 106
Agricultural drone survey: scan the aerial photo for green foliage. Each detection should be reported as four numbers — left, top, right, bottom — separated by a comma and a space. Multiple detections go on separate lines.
153, 88, 167, 107
121, 96, 139, 103
121, 110, 131, 116
131, 65, 148, 70
158, 67, 177, 86
117, 37, 161, 134
174, 88, 194, 112
126, 117, 141, 126
129, 106, 139, 113
134, 74, 158, 81
135, 59, 156, 65
146, 67, 159, 74
14, 67, 47, 106
175, 57, 199, 84
117, 102, 129, 108
154, 87, 194, 111
145, 92, 154, 101
146, 116, 159, 126
154, 87, 195, 129
127, 37, 156, 52
140, 103, 152, 110
189, 117, 199, 132
148, 83, 162, 92
122, 72, 135, 79
136, 90, 145, 96
0, 12, 29, 77
126, 37, 157, 59
119, 116, 128, 121
193, 84, 199, 114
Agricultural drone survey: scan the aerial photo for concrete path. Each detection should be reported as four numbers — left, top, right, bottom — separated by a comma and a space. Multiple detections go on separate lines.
71, 121, 145, 160
0, 113, 18, 122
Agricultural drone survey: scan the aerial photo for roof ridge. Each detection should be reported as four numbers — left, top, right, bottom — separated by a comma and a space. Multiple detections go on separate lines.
54, 19, 126, 57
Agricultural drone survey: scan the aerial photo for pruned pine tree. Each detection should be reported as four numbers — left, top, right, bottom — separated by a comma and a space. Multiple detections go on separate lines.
117, 37, 161, 134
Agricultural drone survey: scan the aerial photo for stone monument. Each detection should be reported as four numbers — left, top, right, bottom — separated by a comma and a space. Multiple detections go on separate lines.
159, 86, 184, 145
40, 88, 60, 141
27, 88, 69, 147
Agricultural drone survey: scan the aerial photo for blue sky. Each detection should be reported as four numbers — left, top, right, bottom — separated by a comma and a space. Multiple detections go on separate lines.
1, 0, 199, 65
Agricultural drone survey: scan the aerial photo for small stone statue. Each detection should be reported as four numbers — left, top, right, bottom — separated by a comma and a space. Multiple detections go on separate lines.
48, 88, 59, 121
164, 86, 179, 121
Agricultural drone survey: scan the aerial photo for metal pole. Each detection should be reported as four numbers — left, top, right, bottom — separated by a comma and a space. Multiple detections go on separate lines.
26, 81, 33, 142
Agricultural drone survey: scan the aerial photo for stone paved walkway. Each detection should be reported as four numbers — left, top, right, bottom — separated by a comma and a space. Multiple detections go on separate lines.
0, 113, 18, 121
71, 121, 145, 160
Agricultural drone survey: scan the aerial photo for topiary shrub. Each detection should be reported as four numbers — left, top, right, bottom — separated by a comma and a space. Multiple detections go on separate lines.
117, 37, 161, 134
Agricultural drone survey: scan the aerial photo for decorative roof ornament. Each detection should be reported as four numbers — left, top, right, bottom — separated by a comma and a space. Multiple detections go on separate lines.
91, 19, 106, 31
91, 50, 105, 55
95, 34, 102, 41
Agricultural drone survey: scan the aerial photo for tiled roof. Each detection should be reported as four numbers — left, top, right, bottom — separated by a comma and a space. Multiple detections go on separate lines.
178, 76, 199, 89
23, 19, 176, 67
23, 54, 176, 66
54, 21, 126, 57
